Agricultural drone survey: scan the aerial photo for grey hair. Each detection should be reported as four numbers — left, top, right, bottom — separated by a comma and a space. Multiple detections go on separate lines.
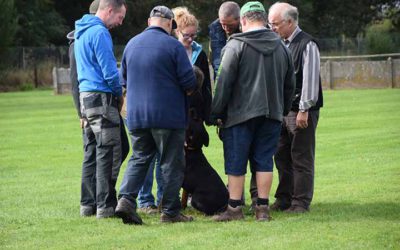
99, 0, 126, 10
269, 2, 299, 25
218, 1, 240, 19
243, 11, 267, 26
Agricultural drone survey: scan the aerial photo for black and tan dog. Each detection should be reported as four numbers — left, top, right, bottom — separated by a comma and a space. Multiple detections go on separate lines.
181, 66, 229, 215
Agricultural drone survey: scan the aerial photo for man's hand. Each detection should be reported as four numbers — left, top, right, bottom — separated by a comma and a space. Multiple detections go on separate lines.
80, 118, 85, 129
296, 111, 308, 129
117, 96, 124, 113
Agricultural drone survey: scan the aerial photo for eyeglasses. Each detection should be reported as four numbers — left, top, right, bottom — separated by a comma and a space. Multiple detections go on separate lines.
268, 20, 286, 28
180, 31, 197, 40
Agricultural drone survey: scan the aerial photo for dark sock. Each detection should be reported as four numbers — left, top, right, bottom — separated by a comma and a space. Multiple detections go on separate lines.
229, 199, 243, 208
257, 198, 269, 206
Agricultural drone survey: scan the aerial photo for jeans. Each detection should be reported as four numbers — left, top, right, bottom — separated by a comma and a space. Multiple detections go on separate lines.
221, 116, 282, 175
137, 153, 163, 208
119, 128, 185, 217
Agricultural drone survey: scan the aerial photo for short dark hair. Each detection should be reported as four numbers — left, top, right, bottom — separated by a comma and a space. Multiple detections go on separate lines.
99, 0, 126, 10
219, 1, 240, 20
243, 11, 267, 25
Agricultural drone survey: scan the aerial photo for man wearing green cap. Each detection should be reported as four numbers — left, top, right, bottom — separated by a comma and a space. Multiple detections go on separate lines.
211, 1, 295, 222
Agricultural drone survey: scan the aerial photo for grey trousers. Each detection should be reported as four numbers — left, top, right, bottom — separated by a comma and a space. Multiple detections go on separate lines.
80, 92, 121, 210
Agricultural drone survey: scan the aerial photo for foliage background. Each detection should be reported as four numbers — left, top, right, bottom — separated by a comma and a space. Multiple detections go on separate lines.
0, 0, 399, 48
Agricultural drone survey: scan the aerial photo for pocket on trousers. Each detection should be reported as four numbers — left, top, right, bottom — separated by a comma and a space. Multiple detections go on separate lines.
99, 120, 120, 146
82, 93, 104, 118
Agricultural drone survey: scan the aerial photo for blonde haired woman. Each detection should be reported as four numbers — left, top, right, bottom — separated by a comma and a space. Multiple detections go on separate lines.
172, 7, 212, 124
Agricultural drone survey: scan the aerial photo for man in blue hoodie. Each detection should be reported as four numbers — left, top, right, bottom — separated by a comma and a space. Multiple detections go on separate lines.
74, 0, 126, 219
115, 6, 197, 225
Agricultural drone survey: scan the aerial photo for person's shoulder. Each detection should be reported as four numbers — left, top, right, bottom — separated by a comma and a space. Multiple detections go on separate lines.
208, 19, 221, 29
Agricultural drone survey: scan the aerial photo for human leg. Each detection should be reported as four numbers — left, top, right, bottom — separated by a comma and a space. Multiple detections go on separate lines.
249, 117, 281, 220
116, 129, 157, 224
80, 92, 121, 217
154, 153, 163, 206
137, 156, 159, 214
272, 113, 295, 210
213, 122, 253, 222
288, 110, 319, 211
80, 125, 97, 216
152, 129, 186, 218
137, 159, 156, 208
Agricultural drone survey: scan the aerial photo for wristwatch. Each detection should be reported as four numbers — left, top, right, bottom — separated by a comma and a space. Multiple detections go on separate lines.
299, 109, 308, 113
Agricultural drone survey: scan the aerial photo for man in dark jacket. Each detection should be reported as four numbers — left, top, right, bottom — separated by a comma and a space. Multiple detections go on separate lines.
209, 1, 259, 209
208, 1, 241, 80
211, 1, 295, 222
268, 2, 323, 213
115, 6, 197, 225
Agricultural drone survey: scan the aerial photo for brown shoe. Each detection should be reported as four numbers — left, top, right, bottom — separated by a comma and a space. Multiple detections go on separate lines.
270, 201, 290, 211
139, 205, 159, 215
255, 205, 272, 221
160, 213, 194, 223
115, 197, 143, 225
213, 205, 244, 222
284, 205, 309, 214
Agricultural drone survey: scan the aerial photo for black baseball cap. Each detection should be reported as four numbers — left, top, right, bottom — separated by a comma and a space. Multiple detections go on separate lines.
149, 5, 177, 29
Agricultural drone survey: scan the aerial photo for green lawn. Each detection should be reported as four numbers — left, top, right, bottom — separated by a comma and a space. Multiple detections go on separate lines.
0, 89, 399, 249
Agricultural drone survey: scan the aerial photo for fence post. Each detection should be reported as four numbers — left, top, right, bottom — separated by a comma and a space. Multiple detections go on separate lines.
327, 60, 334, 89
22, 47, 26, 69
52, 67, 58, 94
388, 57, 394, 88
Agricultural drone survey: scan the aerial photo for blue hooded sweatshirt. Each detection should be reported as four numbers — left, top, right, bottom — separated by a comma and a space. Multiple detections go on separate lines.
74, 14, 122, 97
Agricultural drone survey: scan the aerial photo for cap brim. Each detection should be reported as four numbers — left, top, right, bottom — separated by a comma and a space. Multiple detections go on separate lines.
172, 19, 177, 29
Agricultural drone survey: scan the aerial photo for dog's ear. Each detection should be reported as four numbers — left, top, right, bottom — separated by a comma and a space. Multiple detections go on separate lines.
193, 66, 204, 90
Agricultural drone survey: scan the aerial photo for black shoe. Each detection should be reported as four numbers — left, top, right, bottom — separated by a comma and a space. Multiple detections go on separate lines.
115, 197, 143, 225
284, 205, 309, 214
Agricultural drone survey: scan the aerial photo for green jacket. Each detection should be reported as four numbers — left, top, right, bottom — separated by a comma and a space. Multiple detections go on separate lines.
211, 28, 295, 128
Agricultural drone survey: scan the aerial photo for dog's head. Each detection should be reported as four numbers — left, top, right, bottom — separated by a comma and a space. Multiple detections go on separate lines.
193, 65, 204, 90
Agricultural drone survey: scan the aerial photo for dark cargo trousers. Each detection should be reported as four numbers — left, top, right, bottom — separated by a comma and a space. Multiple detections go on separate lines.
80, 92, 121, 210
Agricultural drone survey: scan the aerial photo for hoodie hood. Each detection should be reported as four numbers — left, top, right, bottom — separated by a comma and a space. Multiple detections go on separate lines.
191, 41, 202, 65
67, 30, 74, 44
230, 28, 281, 55
75, 14, 105, 39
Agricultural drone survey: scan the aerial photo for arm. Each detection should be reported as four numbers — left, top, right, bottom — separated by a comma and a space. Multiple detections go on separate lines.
210, 42, 240, 124
93, 31, 122, 97
69, 42, 82, 119
297, 41, 320, 128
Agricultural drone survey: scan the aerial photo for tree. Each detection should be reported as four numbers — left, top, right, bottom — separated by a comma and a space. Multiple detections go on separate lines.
14, 0, 69, 46
0, 0, 17, 52
311, 0, 396, 37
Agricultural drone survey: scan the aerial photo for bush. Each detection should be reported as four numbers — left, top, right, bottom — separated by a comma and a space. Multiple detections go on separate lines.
0, 60, 54, 92
365, 19, 399, 54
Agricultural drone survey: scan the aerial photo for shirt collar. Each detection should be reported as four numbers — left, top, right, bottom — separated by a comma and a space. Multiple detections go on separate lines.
286, 26, 302, 44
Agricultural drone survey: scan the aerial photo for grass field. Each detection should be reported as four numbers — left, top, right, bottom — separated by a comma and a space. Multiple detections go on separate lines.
0, 89, 399, 249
